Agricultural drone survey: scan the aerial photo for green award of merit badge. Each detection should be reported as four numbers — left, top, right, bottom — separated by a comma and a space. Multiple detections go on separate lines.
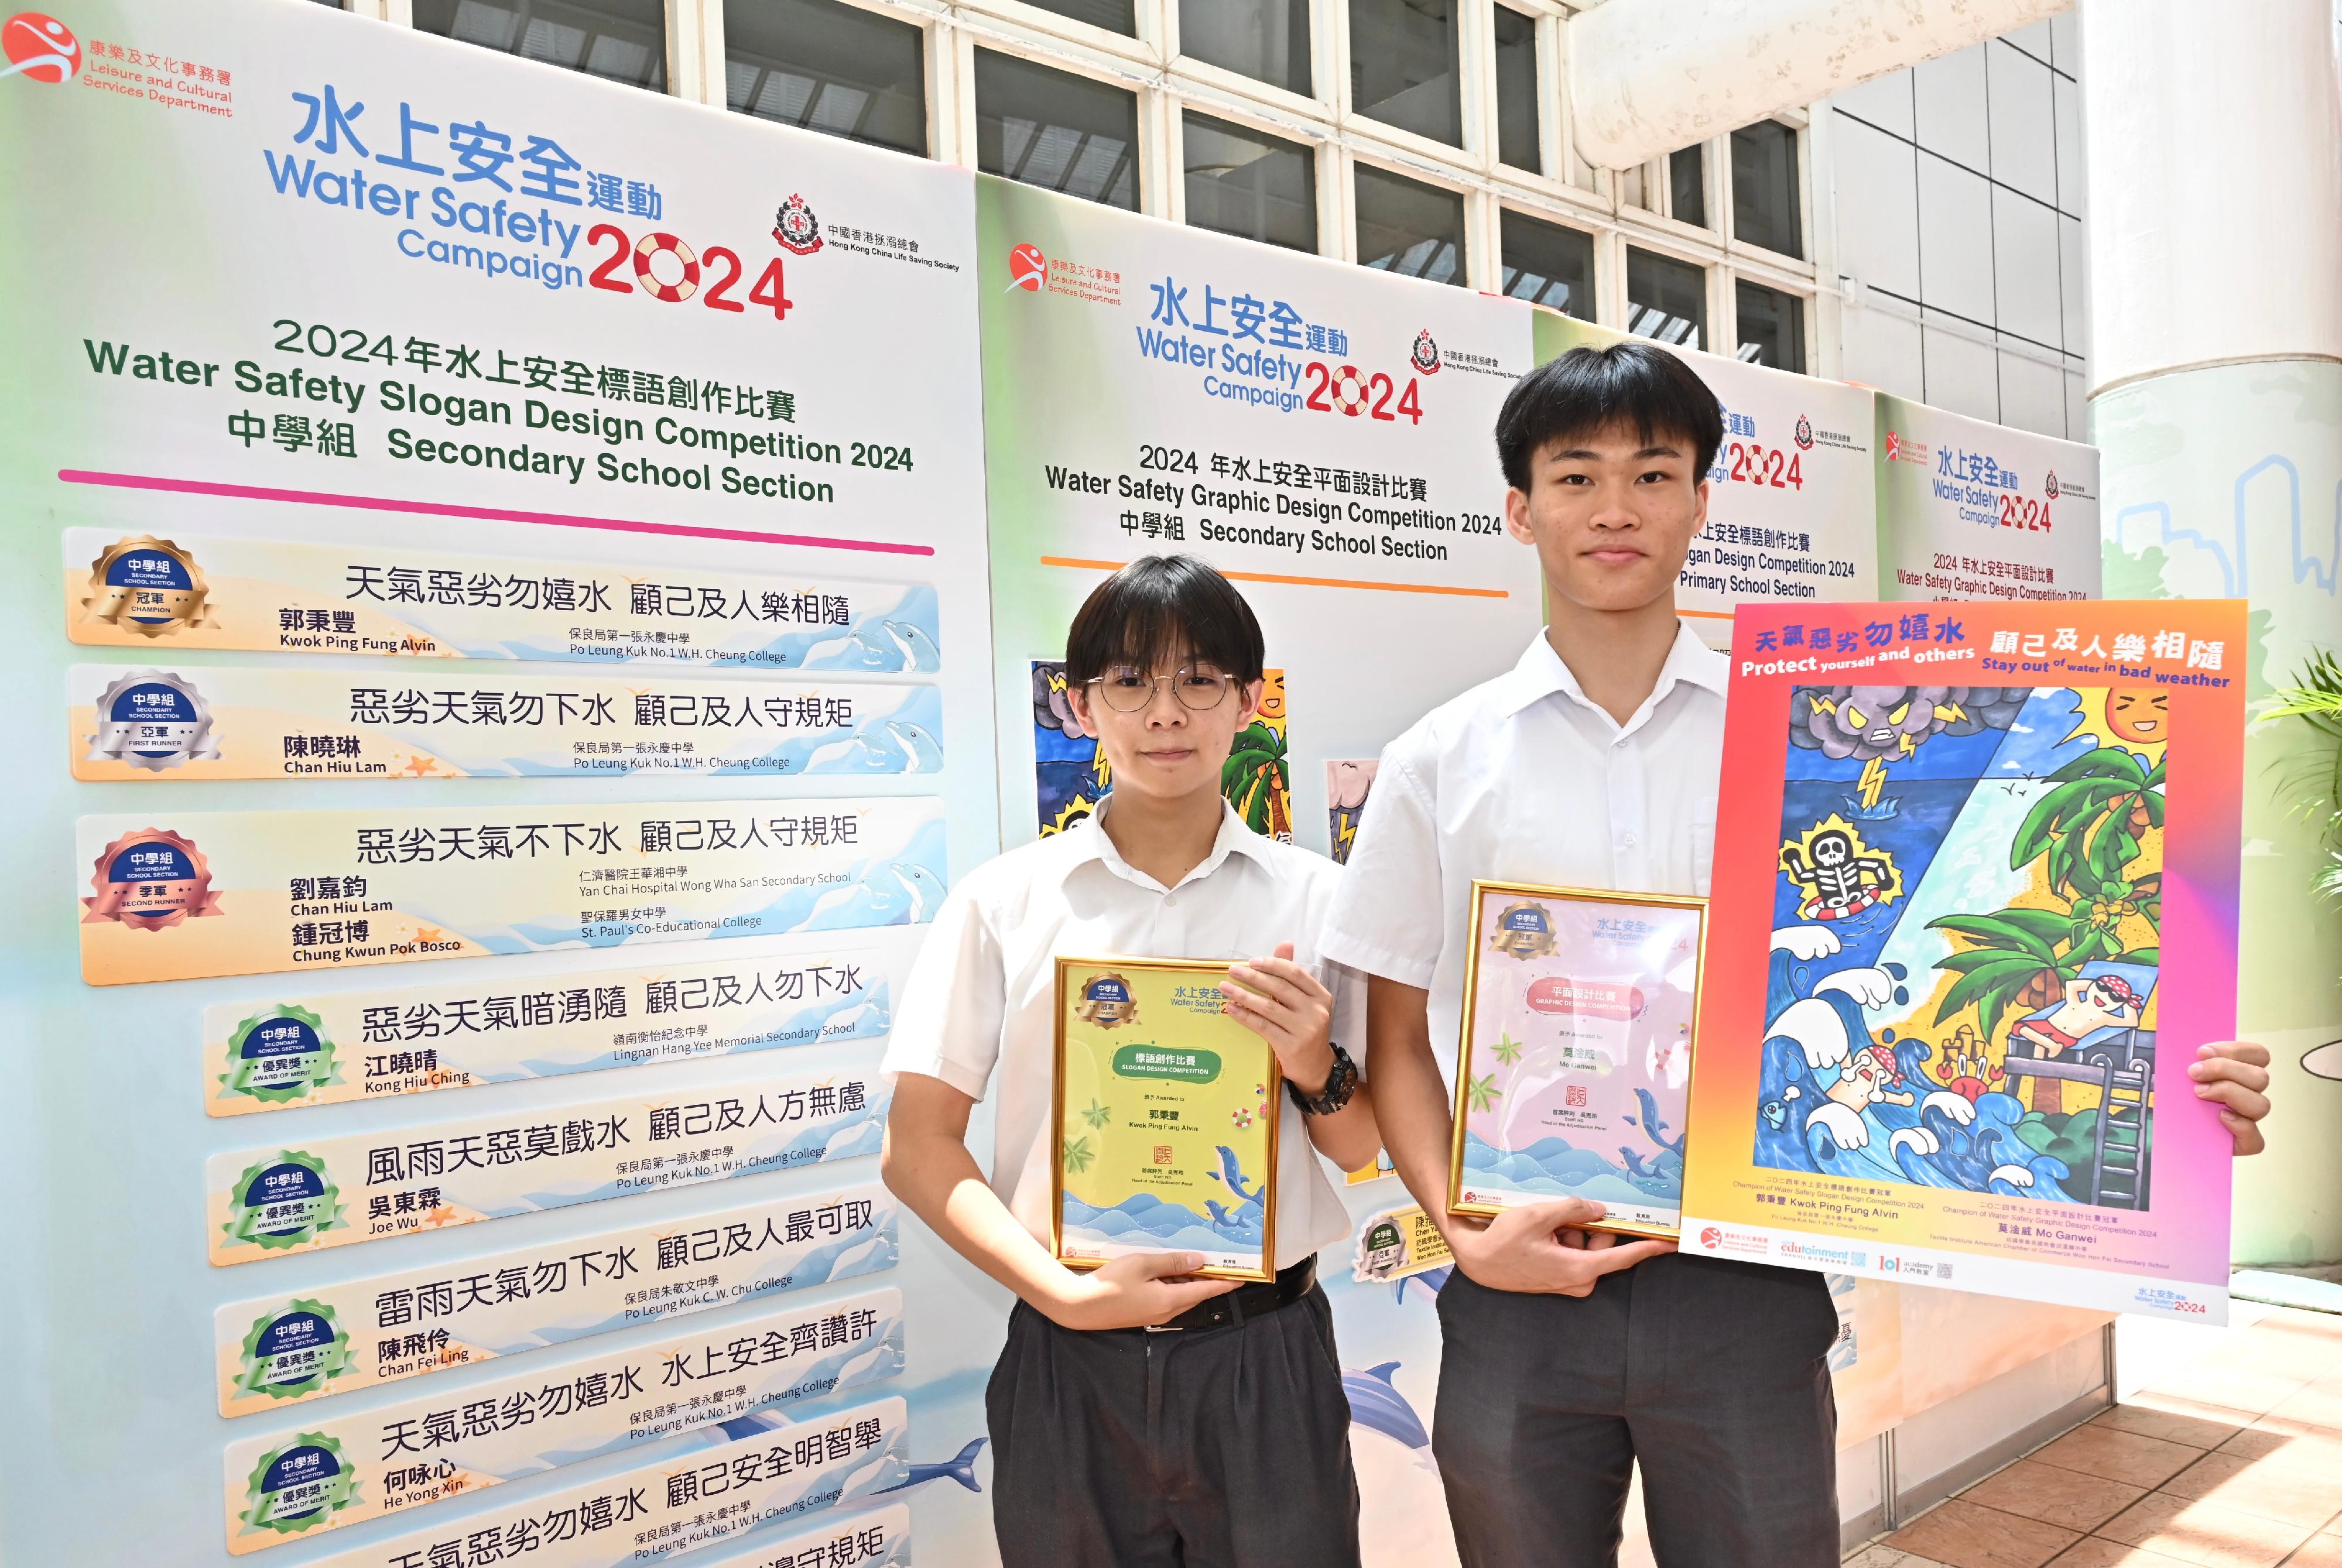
241, 1433, 360, 1537
221, 1006, 340, 1104
225, 1151, 345, 1251
236, 1299, 355, 1400
1111, 1045, 1221, 1083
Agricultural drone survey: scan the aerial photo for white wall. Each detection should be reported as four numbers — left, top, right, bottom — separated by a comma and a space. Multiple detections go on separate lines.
1823, 12, 2088, 441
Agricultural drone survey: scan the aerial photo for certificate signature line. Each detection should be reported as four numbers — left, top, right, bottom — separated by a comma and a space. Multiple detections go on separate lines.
1039, 556, 1509, 599
55, 470, 937, 557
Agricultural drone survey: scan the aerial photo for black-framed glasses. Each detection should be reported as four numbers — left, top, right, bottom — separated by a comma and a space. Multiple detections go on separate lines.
1086, 664, 1238, 713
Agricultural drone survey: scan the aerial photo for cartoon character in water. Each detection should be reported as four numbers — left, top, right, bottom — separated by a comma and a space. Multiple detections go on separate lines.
1764, 923, 1979, 1156
1824, 1044, 1915, 1116
1779, 823, 1897, 919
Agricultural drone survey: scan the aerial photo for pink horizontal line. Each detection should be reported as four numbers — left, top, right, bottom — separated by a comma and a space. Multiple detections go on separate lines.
57, 470, 935, 557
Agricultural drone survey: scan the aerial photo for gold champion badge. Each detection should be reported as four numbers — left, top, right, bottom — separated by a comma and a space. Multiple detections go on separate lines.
80, 535, 213, 639
1076, 972, 1138, 1028
1490, 901, 1558, 960
82, 827, 225, 930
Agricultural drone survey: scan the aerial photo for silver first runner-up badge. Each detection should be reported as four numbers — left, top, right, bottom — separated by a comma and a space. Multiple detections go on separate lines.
87, 669, 221, 771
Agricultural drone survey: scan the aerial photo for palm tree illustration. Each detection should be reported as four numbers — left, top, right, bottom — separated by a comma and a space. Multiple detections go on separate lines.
1079, 1098, 1111, 1129
1062, 1134, 1095, 1175
1464, 1073, 1502, 1113
1491, 1032, 1525, 1067
1223, 721, 1291, 837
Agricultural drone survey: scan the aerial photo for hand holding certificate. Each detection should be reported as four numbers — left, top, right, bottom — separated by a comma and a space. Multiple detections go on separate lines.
1449, 881, 1708, 1238
1053, 957, 1283, 1282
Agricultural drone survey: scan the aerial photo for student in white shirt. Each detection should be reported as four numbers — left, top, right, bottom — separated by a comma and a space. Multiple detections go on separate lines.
1320, 341, 2274, 1566
882, 554, 1377, 1568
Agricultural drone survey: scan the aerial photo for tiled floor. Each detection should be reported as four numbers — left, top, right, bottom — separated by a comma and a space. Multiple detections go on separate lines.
1865, 1304, 2342, 1567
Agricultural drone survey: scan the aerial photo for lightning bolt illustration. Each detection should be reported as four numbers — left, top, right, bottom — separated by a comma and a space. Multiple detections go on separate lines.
1857, 756, 1887, 809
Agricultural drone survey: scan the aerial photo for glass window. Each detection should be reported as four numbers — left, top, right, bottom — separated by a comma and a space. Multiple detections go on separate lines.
724, 0, 926, 158
1668, 146, 1706, 227
413, 0, 666, 91
975, 52, 1139, 210
1492, 6, 1540, 173
1180, 0, 1310, 97
1184, 114, 1317, 253
1020, 0, 1136, 36
1499, 210, 1592, 317
1350, 0, 1461, 146
1626, 247, 1706, 349
1355, 164, 1464, 285
1731, 121, 1802, 256
1735, 281, 1806, 372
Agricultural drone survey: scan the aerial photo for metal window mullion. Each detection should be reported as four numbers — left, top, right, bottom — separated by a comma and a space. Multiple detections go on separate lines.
670, 0, 725, 104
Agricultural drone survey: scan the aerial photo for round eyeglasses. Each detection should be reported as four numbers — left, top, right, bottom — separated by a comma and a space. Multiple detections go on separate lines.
1086, 665, 1238, 713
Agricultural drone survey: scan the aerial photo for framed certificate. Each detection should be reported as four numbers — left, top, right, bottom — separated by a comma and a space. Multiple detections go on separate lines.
1053, 956, 1282, 1282
1448, 881, 1708, 1238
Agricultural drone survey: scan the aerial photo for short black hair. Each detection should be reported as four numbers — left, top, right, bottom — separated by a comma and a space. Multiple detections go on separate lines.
1064, 554, 1265, 685
1494, 340, 1724, 492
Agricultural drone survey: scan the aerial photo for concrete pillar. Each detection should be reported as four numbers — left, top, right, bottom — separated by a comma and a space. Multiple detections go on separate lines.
2083, 0, 2342, 1267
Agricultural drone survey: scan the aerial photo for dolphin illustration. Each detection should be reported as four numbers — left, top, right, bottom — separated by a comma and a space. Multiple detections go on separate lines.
1205, 1145, 1264, 1203
1343, 1363, 1431, 1451
875, 1436, 987, 1494
848, 624, 910, 670
886, 861, 946, 924
885, 720, 945, 773
882, 619, 943, 672
1204, 1198, 1236, 1227
1392, 1264, 1452, 1306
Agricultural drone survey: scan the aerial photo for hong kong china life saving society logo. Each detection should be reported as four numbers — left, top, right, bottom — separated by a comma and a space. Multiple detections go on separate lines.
1410, 329, 1442, 375
1, 12, 80, 84
772, 191, 823, 255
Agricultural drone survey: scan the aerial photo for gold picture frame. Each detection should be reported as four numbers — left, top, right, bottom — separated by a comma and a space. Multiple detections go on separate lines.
1052, 954, 1284, 1283
1447, 879, 1709, 1240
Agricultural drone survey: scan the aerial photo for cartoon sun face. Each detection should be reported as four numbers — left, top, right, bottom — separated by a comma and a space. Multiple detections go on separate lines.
2107, 689, 2168, 744
1254, 669, 1286, 723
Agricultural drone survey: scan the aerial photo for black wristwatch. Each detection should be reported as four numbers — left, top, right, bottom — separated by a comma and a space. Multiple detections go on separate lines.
1286, 1041, 1359, 1117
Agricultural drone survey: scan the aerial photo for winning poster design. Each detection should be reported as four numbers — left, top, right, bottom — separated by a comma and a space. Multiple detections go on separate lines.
205, 1067, 888, 1265
213, 1185, 897, 1417
1032, 660, 1290, 838
221, 1288, 903, 1552
204, 947, 887, 1114
302, 1395, 906, 1568
1681, 600, 2245, 1319
1875, 392, 2101, 605
69, 663, 942, 781
1533, 313, 1878, 646
63, 530, 941, 672
1054, 958, 1281, 1279
77, 795, 945, 984
1450, 884, 1704, 1235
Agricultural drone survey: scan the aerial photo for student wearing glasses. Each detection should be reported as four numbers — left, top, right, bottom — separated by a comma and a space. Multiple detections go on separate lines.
881, 554, 1378, 1568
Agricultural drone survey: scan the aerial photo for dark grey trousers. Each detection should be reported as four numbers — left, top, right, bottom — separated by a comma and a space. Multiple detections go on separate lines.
1432, 1254, 1840, 1568
985, 1285, 1362, 1568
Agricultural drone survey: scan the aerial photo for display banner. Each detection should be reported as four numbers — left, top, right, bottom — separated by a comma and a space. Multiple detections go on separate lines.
206, 1068, 889, 1264
1533, 313, 1878, 645
303, 1395, 907, 1568
77, 795, 946, 984
63, 530, 941, 670
689, 1503, 910, 1568
203, 947, 888, 1115
70, 662, 941, 781
221, 1288, 903, 1552
214, 1184, 898, 1417
974, 174, 1545, 855
1682, 599, 2243, 1319
1874, 393, 2102, 604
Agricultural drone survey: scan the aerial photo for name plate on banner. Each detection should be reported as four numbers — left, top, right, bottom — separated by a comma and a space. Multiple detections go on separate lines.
302, 1395, 906, 1568
63, 529, 941, 672
222, 1288, 904, 1553
693, 1504, 909, 1568
70, 663, 943, 782
203, 947, 888, 1115
214, 1184, 897, 1417
76, 795, 946, 985
204, 1069, 888, 1265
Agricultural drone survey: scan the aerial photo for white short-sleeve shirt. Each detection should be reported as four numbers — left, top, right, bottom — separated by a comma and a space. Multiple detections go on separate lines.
1320, 624, 1727, 1091
882, 799, 1360, 1271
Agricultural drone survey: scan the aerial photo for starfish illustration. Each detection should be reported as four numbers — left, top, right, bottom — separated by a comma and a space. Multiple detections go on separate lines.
399, 755, 443, 777
413, 926, 447, 945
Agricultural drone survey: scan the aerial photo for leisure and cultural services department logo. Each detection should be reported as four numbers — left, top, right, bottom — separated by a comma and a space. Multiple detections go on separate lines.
1, 12, 78, 84
1008, 241, 1047, 292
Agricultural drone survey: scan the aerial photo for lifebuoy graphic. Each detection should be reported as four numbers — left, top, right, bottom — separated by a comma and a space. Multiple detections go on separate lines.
1330, 364, 1369, 416
633, 232, 700, 302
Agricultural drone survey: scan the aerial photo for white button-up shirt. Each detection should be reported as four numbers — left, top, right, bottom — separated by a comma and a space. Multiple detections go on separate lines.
884, 799, 1360, 1271
1321, 623, 1727, 1091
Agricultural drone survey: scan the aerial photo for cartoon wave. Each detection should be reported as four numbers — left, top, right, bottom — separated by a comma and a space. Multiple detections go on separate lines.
1061, 1190, 1261, 1251
1458, 1131, 1679, 1206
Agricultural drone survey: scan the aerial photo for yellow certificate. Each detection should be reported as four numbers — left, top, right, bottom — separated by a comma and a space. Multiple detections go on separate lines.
1053, 956, 1281, 1282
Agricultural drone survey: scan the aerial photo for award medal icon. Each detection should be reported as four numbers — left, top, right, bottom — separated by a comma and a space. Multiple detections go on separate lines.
241, 1433, 361, 1536
772, 192, 824, 255
86, 669, 219, 771
81, 827, 224, 930
222, 1005, 340, 1104
1490, 901, 1559, 960
80, 535, 211, 638
1076, 973, 1138, 1028
1358, 1218, 1407, 1281
235, 1298, 355, 1399
223, 1151, 345, 1251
